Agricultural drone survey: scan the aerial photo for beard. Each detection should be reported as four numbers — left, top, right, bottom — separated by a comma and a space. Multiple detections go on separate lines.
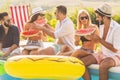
99, 20, 104, 25
4, 22, 10, 27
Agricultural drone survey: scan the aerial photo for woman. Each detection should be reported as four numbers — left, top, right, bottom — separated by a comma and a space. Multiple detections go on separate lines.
58, 10, 99, 58
22, 10, 47, 55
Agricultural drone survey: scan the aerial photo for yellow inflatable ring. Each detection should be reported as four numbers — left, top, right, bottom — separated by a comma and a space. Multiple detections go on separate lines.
5, 55, 85, 79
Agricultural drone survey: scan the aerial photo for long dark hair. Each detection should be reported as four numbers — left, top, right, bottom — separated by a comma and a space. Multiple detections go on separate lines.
29, 13, 44, 23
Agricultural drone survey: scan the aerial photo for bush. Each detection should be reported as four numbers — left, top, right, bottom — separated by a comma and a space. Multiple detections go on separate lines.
112, 14, 120, 24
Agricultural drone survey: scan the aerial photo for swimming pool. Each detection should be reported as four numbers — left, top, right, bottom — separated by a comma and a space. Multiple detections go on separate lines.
79, 64, 120, 80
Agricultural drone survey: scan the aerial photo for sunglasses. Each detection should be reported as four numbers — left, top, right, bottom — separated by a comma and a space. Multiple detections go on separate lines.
80, 16, 88, 20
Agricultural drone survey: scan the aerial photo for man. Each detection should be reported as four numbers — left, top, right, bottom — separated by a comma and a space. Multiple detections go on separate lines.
80, 3, 120, 80
0, 12, 20, 57
33, 5, 75, 55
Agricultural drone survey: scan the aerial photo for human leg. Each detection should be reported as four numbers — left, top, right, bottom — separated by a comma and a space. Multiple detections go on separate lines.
38, 47, 55, 55
81, 54, 97, 80
59, 45, 72, 53
10, 48, 21, 56
99, 57, 115, 80
57, 45, 73, 56
30, 49, 40, 55
22, 49, 30, 55
71, 49, 91, 59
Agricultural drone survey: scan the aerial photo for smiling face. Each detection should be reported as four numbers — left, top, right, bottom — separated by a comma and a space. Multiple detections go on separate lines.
95, 13, 104, 25
54, 9, 63, 20
3, 16, 12, 27
77, 10, 91, 29
54, 6, 67, 21
34, 15, 45, 23
79, 13, 89, 25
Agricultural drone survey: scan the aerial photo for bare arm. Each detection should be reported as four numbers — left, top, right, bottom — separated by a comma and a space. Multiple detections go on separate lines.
3, 44, 18, 57
42, 26, 55, 38
92, 34, 118, 53
100, 39, 118, 52
74, 35, 80, 46
0, 42, 2, 51
34, 24, 55, 38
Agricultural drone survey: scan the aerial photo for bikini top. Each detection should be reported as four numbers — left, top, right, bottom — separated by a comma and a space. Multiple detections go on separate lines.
80, 36, 91, 42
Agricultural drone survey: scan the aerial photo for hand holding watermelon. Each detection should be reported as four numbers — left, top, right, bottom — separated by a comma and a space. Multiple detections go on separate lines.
91, 34, 101, 43
21, 30, 40, 38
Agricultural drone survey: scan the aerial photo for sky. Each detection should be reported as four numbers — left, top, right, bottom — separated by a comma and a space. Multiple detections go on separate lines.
0, 0, 120, 14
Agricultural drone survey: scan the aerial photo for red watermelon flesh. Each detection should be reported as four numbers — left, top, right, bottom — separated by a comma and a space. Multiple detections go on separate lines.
22, 30, 39, 37
35, 19, 47, 26
76, 28, 96, 36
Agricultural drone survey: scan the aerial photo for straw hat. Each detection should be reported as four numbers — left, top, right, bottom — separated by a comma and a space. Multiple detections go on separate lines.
96, 3, 112, 17
31, 7, 46, 17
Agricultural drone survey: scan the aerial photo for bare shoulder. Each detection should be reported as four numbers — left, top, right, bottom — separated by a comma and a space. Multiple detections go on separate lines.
25, 23, 33, 27
89, 24, 98, 29
24, 23, 34, 30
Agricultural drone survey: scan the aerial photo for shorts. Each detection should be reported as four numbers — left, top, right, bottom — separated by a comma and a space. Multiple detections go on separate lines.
50, 44, 63, 54
80, 47, 94, 53
2, 47, 21, 56
92, 52, 120, 66
27, 40, 44, 47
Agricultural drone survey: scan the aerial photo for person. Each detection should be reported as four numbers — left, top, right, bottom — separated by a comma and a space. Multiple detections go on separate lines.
80, 3, 120, 80
22, 7, 47, 55
57, 10, 99, 57
0, 12, 20, 58
32, 5, 75, 55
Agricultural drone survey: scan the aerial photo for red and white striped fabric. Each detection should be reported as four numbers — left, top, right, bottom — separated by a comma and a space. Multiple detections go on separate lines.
10, 5, 30, 32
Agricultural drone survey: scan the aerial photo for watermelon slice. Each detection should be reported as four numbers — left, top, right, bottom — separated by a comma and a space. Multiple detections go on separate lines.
35, 19, 47, 26
22, 30, 39, 37
76, 28, 96, 36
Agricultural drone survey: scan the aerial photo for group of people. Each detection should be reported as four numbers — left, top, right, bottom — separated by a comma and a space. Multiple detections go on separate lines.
0, 3, 120, 80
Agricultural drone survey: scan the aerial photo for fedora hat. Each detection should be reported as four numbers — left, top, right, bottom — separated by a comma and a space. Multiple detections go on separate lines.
31, 7, 46, 17
96, 3, 112, 17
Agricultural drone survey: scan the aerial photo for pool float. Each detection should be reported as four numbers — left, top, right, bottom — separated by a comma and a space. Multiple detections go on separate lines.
5, 55, 85, 79
0, 60, 6, 75
0, 60, 22, 80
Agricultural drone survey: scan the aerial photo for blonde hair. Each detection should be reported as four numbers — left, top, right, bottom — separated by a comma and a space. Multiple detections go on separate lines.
77, 10, 91, 29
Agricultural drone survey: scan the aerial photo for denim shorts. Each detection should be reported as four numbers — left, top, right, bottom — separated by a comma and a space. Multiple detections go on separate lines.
50, 44, 63, 54
27, 40, 44, 47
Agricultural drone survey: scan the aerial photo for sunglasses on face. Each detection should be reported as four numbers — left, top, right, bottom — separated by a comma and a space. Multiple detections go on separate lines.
80, 16, 88, 20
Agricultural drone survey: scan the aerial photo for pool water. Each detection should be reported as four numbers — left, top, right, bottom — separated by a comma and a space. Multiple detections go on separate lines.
78, 75, 114, 80
0, 74, 115, 80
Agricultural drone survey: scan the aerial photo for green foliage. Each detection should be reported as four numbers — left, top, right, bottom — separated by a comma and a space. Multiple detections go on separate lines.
0, 0, 10, 13
46, 35, 55, 42
112, 14, 120, 24
45, 12, 57, 28
69, 9, 78, 29
45, 12, 57, 42
84, 8, 96, 24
